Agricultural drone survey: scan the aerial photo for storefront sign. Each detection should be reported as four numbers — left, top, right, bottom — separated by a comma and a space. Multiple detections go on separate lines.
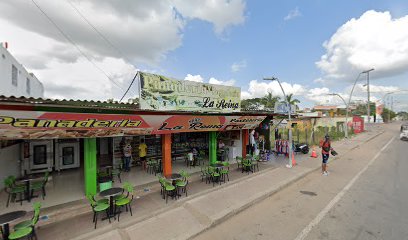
139, 72, 241, 112
0, 110, 266, 139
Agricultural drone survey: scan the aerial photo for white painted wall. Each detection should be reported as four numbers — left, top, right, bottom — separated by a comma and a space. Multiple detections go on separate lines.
0, 143, 21, 189
0, 45, 44, 98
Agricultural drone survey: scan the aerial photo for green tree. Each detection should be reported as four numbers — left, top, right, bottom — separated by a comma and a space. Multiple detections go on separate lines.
261, 92, 280, 109
285, 93, 300, 110
241, 97, 263, 110
381, 107, 396, 122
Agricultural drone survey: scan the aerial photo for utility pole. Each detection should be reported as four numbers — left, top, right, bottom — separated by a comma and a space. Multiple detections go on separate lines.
362, 68, 374, 122
263, 77, 293, 168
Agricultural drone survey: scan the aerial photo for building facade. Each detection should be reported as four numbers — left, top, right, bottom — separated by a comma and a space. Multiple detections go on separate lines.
0, 43, 44, 98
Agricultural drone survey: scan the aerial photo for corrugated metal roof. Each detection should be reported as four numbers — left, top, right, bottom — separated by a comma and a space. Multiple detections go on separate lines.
0, 95, 139, 109
0, 95, 281, 116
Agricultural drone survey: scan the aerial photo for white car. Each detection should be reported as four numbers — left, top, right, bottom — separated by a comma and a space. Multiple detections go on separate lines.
400, 131, 408, 141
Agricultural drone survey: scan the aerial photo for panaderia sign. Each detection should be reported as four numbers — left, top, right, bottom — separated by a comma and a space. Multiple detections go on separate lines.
0, 110, 266, 139
139, 72, 241, 112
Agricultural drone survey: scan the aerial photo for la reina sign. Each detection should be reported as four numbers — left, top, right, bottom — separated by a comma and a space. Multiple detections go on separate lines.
139, 72, 241, 113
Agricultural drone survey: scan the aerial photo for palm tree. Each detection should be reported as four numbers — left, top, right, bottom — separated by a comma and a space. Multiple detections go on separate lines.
285, 93, 300, 110
261, 92, 280, 110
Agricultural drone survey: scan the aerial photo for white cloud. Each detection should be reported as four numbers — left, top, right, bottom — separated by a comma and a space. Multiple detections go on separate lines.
0, 0, 246, 100
284, 7, 301, 21
184, 74, 204, 83
316, 10, 408, 83
241, 80, 305, 99
305, 87, 332, 104
355, 84, 400, 94
231, 60, 247, 72
171, 0, 246, 35
208, 77, 236, 86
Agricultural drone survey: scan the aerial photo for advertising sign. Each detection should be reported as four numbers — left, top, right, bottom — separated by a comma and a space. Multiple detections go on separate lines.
376, 102, 384, 123
139, 72, 241, 112
352, 116, 364, 133
274, 101, 296, 114
0, 110, 266, 139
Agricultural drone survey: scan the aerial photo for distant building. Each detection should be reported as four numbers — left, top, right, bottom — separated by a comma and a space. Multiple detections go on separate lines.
0, 43, 44, 98
313, 105, 356, 117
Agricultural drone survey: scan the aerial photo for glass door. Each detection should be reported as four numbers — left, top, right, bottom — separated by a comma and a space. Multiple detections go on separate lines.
62, 147, 74, 165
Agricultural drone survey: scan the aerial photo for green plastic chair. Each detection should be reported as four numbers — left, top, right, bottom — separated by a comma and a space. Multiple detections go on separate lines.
114, 182, 134, 221
111, 164, 122, 183
235, 156, 243, 170
30, 171, 49, 200
220, 162, 230, 182
8, 227, 33, 240
4, 176, 25, 207
146, 159, 159, 175
251, 155, 260, 172
208, 166, 221, 186
158, 176, 166, 199
164, 181, 176, 203
176, 170, 189, 197
242, 159, 253, 174
14, 202, 41, 231
86, 194, 111, 229
200, 165, 207, 182
99, 181, 112, 192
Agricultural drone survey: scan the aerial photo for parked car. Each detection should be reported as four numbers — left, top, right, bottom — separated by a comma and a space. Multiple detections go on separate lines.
400, 131, 408, 141
401, 123, 408, 132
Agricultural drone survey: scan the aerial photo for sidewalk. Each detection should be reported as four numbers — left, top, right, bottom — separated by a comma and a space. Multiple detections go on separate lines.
35, 128, 384, 240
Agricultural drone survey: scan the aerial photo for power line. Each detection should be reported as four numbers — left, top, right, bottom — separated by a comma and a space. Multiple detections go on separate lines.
30, 0, 125, 92
66, 0, 139, 99
120, 71, 139, 102
66, 0, 132, 64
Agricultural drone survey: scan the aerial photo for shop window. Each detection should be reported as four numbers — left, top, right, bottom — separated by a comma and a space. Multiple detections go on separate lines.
12, 64, 18, 86
26, 78, 31, 94
33, 145, 47, 165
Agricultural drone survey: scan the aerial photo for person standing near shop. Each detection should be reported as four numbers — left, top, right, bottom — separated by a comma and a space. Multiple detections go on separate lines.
249, 129, 256, 155
123, 139, 132, 172
319, 134, 333, 176
139, 138, 148, 170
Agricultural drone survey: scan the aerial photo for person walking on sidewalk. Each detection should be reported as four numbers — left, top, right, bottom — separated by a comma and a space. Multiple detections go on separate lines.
319, 134, 333, 176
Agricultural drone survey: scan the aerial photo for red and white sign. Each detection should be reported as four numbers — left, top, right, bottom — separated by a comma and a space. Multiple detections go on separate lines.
0, 110, 266, 139
352, 116, 364, 134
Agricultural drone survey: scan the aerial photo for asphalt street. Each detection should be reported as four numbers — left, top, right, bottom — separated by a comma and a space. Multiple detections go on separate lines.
193, 123, 407, 240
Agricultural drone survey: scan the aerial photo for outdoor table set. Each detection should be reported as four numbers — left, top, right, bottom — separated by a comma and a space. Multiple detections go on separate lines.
99, 187, 123, 219
16, 176, 41, 202
159, 172, 189, 203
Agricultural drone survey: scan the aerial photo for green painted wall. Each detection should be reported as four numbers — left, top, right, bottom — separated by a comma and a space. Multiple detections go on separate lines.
84, 138, 97, 195
209, 131, 217, 164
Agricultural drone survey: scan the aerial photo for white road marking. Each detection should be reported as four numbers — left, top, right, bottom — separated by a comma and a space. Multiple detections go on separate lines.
294, 136, 395, 240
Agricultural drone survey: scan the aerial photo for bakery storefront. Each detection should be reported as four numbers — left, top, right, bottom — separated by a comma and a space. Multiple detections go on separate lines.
0, 72, 269, 209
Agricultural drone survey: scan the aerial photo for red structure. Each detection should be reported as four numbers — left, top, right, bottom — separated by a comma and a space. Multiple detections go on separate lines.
352, 116, 364, 133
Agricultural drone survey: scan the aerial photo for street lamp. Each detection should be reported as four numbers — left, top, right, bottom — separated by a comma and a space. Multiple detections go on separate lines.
361, 68, 374, 122
263, 77, 293, 168
327, 93, 349, 138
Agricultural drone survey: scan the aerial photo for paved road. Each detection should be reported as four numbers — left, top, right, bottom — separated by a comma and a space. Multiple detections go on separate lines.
193, 123, 408, 240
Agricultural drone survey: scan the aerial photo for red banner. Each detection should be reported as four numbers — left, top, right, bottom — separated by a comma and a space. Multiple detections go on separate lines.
0, 110, 266, 139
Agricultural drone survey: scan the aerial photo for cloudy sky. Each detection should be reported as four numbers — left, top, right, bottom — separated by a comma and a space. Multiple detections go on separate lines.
1, 0, 408, 111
